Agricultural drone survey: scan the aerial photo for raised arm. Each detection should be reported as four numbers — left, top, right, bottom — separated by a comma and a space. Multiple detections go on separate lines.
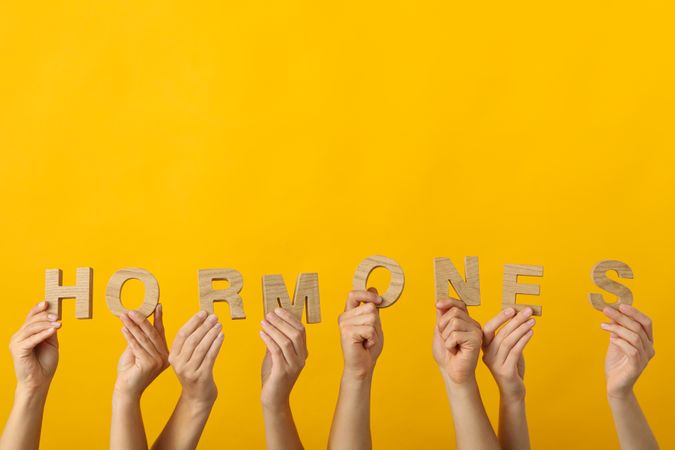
328, 288, 383, 450
600, 304, 658, 450
152, 311, 224, 450
110, 305, 170, 450
1, 301, 61, 450
432, 298, 499, 450
482, 307, 535, 450
259, 308, 308, 450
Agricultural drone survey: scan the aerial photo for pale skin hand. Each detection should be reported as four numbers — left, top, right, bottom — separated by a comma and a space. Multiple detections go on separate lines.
259, 308, 308, 450
328, 288, 383, 450
432, 298, 499, 450
600, 304, 658, 450
482, 307, 535, 450
152, 311, 224, 450
110, 305, 170, 450
0, 301, 61, 450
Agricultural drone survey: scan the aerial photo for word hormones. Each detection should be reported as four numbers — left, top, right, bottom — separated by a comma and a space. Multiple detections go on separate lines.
44, 256, 635, 323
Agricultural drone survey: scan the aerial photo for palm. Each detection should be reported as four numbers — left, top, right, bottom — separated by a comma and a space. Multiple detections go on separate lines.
17, 334, 58, 388
116, 346, 146, 393
605, 341, 636, 392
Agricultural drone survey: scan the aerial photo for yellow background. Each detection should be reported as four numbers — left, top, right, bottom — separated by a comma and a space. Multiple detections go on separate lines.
1, 1, 673, 449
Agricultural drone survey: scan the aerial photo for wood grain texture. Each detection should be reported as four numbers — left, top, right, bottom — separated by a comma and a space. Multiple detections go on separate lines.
198, 268, 245, 318
352, 255, 405, 308
434, 256, 480, 306
262, 273, 321, 323
502, 264, 543, 316
588, 260, 634, 311
45, 267, 93, 320
105, 268, 159, 318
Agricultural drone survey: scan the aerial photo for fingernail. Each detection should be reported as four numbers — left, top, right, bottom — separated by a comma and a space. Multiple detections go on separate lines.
524, 307, 533, 317
197, 310, 208, 318
504, 308, 515, 317
157, 304, 162, 312
218, 332, 224, 339
129, 310, 140, 319
600, 323, 610, 330
274, 308, 284, 315
39, 301, 47, 307
619, 304, 630, 312
261, 320, 267, 326
215, 322, 222, 330
121, 326, 128, 333
52, 322, 61, 328
377, 296, 384, 303
208, 314, 218, 323
528, 318, 536, 326
47, 314, 58, 321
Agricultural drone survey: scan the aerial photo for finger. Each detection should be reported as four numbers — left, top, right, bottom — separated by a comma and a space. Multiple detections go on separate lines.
347, 325, 378, 348
618, 304, 653, 342
187, 322, 223, 369
17, 321, 62, 341
496, 318, 536, 364
199, 331, 224, 371
22, 311, 57, 329
121, 313, 162, 357
154, 304, 168, 348
26, 301, 48, 319
602, 307, 647, 343
600, 323, 645, 351
261, 318, 296, 364
482, 308, 516, 346
440, 317, 475, 340
435, 298, 467, 313
273, 308, 304, 331
260, 330, 285, 367
267, 310, 306, 358
121, 326, 152, 360
492, 308, 533, 349
609, 334, 641, 359
346, 289, 382, 311
504, 329, 534, 368
128, 310, 166, 355
438, 308, 471, 331
444, 330, 478, 354
21, 327, 56, 350
179, 314, 219, 360
172, 311, 209, 355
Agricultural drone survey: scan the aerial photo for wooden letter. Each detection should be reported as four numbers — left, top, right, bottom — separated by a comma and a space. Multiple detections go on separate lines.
434, 256, 480, 306
352, 255, 405, 308
589, 260, 634, 311
106, 268, 159, 318
262, 273, 321, 323
44, 268, 93, 319
502, 264, 543, 316
198, 268, 245, 318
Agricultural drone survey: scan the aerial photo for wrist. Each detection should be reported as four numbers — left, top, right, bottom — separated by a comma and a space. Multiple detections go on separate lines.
498, 383, 526, 403
441, 370, 477, 392
178, 391, 216, 416
15, 382, 50, 401
262, 397, 291, 414
607, 386, 635, 402
342, 367, 374, 383
112, 386, 142, 406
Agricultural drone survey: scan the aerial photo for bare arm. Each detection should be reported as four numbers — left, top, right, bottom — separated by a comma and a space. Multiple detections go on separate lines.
482, 307, 535, 450
152, 311, 223, 450
601, 304, 658, 450
110, 307, 169, 450
432, 298, 499, 450
1, 302, 60, 450
328, 289, 383, 450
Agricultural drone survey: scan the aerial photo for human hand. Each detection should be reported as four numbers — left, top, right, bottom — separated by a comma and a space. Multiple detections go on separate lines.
169, 311, 224, 407
114, 305, 169, 400
338, 288, 383, 380
259, 308, 308, 409
481, 307, 535, 401
432, 298, 483, 386
9, 301, 61, 395
601, 304, 655, 399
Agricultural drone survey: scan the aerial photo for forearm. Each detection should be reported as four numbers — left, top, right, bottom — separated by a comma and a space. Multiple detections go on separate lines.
498, 392, 530, 450
110, 392, 148, 450
262, 400, 303, 450
443, 375, 500, 450
328, 373, 373, 450
151, 394, 215, 450
0, 386, 48, 450
608, 391, 659, 450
